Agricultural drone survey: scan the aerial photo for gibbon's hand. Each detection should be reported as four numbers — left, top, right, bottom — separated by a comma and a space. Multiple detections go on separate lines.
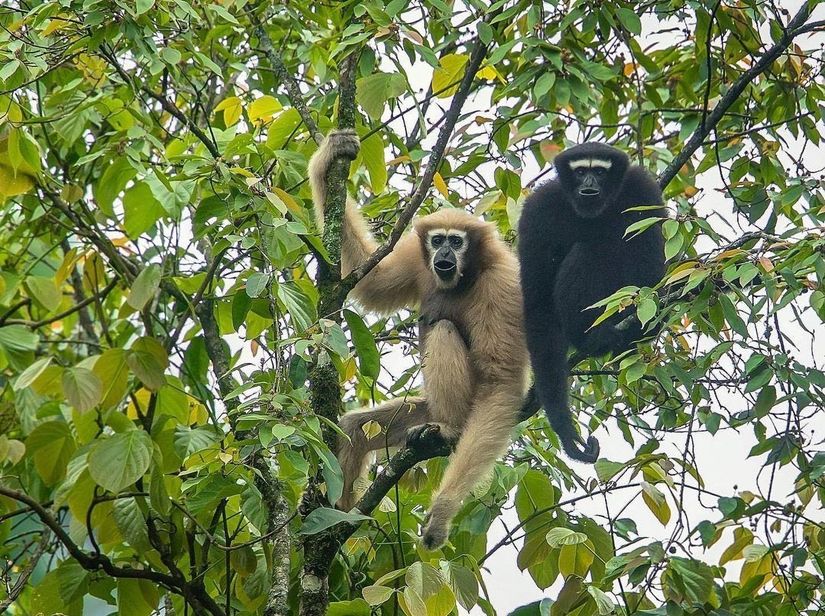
327, 128, 360, 162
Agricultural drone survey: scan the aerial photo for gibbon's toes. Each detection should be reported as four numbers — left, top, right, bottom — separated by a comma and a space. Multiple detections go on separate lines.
405, 422, 441, 446
421, 519, 449, 551
329, 129, 360, 161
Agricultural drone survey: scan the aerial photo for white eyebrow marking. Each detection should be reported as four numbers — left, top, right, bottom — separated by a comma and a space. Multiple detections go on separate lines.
568, 158, 613, 170
427, 229, 467, 238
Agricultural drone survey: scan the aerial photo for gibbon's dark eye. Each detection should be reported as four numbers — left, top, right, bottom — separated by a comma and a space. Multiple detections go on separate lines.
448, 235, 464, 249
431, 235, 445, 247
594, 168, 606, 177
575, 168, 587, 177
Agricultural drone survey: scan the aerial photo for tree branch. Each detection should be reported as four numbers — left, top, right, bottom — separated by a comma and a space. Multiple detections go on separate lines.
4, 279, 117, 329
345, 25, 494, 287
98, 47, 221, 159
250, 8, 323, 144
658, 3, 814, 189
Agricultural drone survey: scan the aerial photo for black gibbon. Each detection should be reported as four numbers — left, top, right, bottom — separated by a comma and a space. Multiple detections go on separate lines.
518, 142, 666, 462
308, 129, 529, 550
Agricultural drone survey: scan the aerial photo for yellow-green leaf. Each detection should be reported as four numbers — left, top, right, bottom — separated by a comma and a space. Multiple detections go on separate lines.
215, 96, 243, 126
432, 54, 469, 98
558, 540, 595, 578
248, 95, 282, 123
641, 481, 671, 525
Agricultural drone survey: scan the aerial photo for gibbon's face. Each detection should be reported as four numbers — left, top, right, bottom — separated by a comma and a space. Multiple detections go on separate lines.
564, 156, 615, 218
426, 228, 469, 289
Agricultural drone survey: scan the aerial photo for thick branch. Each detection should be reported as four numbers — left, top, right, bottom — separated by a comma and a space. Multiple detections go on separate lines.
345, 28, 493, 287
658, 3, 814, 189
302, 430, 454, 591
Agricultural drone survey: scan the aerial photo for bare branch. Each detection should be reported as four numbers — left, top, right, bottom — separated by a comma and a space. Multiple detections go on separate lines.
658, 3, 814, 189
251, 8, 323, 144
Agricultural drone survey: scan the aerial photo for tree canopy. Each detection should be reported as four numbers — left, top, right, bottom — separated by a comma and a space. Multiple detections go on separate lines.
0, 0, 823, 615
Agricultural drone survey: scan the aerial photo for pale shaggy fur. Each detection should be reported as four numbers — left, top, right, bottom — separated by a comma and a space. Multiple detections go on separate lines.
308, 129, 529, 550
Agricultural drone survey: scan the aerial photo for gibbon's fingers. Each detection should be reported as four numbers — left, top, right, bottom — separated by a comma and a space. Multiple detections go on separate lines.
307, 130, 424, 312
421, 389, 521, 550
336, 397, 428, 510
307, 129, 360, 229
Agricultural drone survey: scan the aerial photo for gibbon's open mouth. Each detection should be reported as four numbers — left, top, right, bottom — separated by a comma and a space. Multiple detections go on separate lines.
434, 260, 457, 279
579, 188, 600, 197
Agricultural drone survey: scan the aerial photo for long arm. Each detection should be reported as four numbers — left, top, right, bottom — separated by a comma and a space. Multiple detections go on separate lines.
308, 129, 425, 313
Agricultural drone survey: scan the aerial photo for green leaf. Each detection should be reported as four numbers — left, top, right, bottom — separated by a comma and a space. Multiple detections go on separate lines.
174, 426, 221, 458
89, 430, 153, 493
558, 540, 595, 577
300, 507, 372, 534
0, 324, 38, 351
127, 336, 168, 391
26, 420, 76, 486
665, 557, 714, 604
343, 309, 380, 379
442, 562, 478, 611
94, 158, 137, 217
117, 578, 160, 616
62, 366, 103, 412
360, 130, 387, 193
246, 272, 270, 298
637, 298, 657, 327
112, 496, 151, 552
363, 585, 395, 606
123, 182, 166, 239
135, 0, 155, 14
14, 356, 52, 391
356, 71, 406, 121
616, 7, 642, 35
127, 263, 162, 310
719, 527, 754, 565
594, 459, 624, 483
515, 468, 557, 521
623, 216, 663, 239
546, 527, 588, 547
275, 280, 317, 332
641, 481, 671, 525
587, 585, 616, 615
25, 276, 61, 311
93, 349, 129, 409
248, 95, 282, 122
266, 108, 302, 149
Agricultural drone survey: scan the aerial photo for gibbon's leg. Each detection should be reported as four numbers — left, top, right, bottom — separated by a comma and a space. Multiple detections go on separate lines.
420, 387, 522, 550
308, 130, 425, 314
421, 320, 474, 441
531, 326, 599, 463
336, 397, 428, 510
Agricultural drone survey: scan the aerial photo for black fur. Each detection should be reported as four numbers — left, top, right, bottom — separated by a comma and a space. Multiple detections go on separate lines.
518, 143, 666, 462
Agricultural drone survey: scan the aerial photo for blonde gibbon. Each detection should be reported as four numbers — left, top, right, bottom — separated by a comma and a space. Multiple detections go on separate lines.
308, 129, 529, 550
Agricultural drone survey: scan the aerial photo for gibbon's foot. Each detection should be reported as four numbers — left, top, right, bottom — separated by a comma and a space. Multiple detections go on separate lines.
405, 422, 444, 447
328, 129, 360, 161
421, 514, 449, 551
